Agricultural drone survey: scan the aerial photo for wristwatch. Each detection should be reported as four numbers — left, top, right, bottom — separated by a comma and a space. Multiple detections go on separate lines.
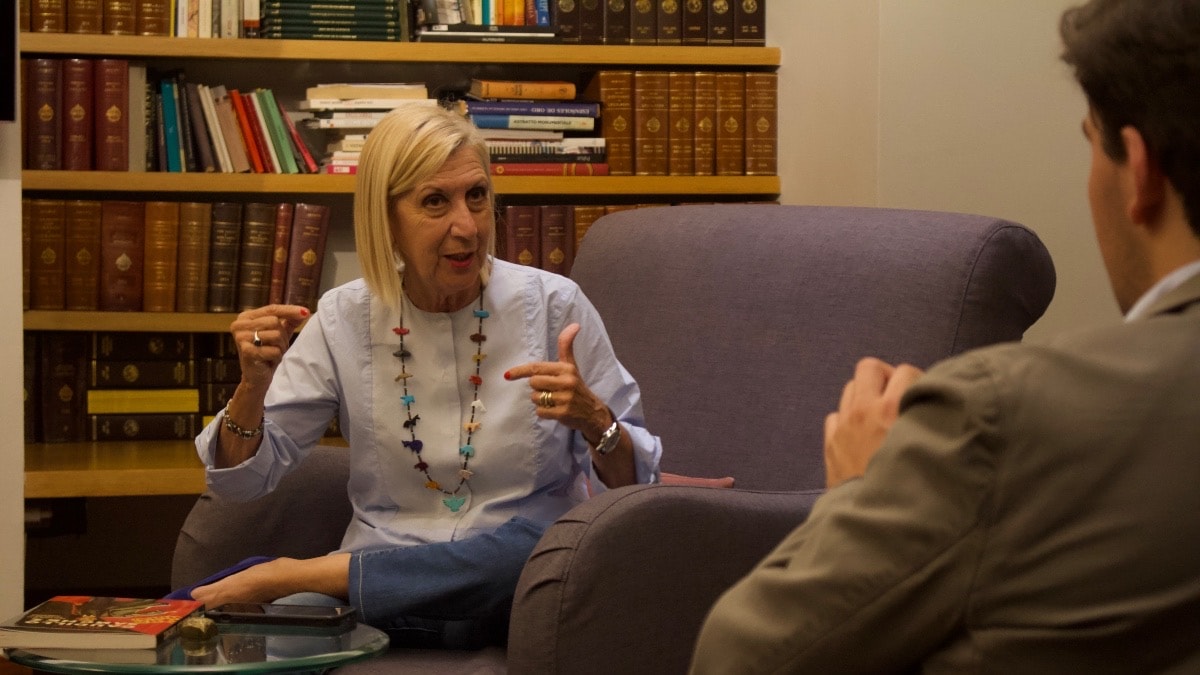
592, 416, 621, 456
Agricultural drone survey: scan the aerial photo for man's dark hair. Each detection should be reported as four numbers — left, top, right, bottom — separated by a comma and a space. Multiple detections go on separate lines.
1061, 0, 1200, 236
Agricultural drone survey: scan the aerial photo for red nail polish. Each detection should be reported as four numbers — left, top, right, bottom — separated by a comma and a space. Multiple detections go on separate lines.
503, 370, 512, 380
300, 308, 309, 317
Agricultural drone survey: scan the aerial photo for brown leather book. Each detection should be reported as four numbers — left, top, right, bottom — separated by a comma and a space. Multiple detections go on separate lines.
629, 0, 656, 45
22, 199, 32, 310
40, 331, 89, 443
503, 205, 541, 267
633, 70, 669, 176
88, 413, 202, 441
282, 203, 332, 312
539, 205, 575, 277
93, 58, 130, 171
99, 200, 146, 311
603, 0, 630, 45
134, 0, 172, 35
269, 203, 295, 305
20, 0, 32, 31
583, 70, 634, 176
571, 204, 606, 253
91, 331, 195, 359
744, 71, 777, 175
200, 382, 237, 415
733, 0, 764, 46
206, 201, 242, 312
693, 71, 717, 175
66, 0, 103, 32
198, 357, 241, 383
553, 0, 580, 43
24, 333, 36, 442
668, 71, 695, 176
707, 0, 733, 45
236, 202, 277, 311
682, 0, 707, 45
714, 71, 745, 176
89, 359, 197, 388
102, 0, 136, 34
61, 58, 94, 171
657, 0, 681, 45
29, 199, 67, 310
30, 0, 66, 32
175, 201, 213, 312
142, 200, 180, 312
64, 199, 103, 311
579, 0, 604, 44
25, 58, 62, 170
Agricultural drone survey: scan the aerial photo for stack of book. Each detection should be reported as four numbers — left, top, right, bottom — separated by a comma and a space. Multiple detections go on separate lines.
296, 82, 433, 174
260, 0, 411, 41
467, 79, 608, 176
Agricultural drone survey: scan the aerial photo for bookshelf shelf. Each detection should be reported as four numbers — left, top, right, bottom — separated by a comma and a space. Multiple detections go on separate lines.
23, 311, 238, 332
22, 171, 780, 196
25, 441, 207, 498
19, 33, 780, 67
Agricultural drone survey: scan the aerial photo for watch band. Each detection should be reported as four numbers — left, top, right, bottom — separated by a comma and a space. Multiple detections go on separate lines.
593, 415, 621, 456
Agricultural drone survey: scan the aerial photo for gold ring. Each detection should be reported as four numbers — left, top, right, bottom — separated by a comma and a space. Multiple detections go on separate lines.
539, 390, 554, 408
252, 330, 262, 348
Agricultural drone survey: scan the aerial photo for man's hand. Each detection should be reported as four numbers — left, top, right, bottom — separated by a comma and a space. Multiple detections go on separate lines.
824, 357, 924, 488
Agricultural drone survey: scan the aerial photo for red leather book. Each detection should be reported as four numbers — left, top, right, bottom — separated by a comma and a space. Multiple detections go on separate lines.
282, 203, 332, 312
102, 0, 137, 34
175, 201, 213, 312
228, 90, 267, 173
61, 58, 94, 171
134, 0, 171, 35
93, 58, 130, 171
30, 0, 66, 32
629, 0, 656, 45
206, 201, 243, 312
707, 0, 733, 45
234, 89, 276, 173
63, 199, 103, 311
633, 70, 669, 176
503, 205, 540, 267
668, 71, 695, 176
583, 70, 634, 176
142, 200, 180, 312
28, 199, 67, 310
744, 71, 777, 176
25, 58, 62, 170
269, 202, 294, 305
236, 202, 278, 310
692, 71, 717, 176
66, 0, 103, 33
539, 204, 575, 277
98, 200, 146, 311
714, 71, 745, 176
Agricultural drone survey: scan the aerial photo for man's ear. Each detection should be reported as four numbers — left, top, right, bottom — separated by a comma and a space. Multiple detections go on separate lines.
1121, 125, 1167, 225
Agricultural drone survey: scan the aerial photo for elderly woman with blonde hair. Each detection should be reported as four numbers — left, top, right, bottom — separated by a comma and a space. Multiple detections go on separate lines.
187, 104, 662, 649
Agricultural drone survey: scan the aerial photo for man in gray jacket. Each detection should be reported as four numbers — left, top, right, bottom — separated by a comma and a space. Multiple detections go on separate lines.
691, 0, 1200, 672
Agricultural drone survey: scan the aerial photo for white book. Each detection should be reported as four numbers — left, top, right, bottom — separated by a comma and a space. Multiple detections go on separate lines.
327, 139, 366, 153
198, 0, 213, 38
304, 83, 429, 100
197, 84, 232, 172
471, 114, 596, 131
476, 128, 565, 141
302, 117, 385, 130
298, 98, 437, 111
248, 92, 283, 173
219, 0, 240, 38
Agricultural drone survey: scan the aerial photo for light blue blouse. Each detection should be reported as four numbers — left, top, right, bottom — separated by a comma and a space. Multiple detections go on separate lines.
197, 259, 662, 552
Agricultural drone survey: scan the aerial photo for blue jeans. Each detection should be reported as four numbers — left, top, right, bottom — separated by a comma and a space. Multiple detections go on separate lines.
278, 516, 547, 650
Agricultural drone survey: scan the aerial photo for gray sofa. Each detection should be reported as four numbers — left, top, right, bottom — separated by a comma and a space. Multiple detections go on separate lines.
172, 204, 1055, 674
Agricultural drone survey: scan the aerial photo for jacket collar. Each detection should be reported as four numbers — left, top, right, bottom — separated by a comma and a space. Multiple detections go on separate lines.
1143, 268, 1200, 318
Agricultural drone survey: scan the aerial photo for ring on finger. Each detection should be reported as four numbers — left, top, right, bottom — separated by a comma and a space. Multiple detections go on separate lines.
253, 330, 263, 348
539, 390, 554, 408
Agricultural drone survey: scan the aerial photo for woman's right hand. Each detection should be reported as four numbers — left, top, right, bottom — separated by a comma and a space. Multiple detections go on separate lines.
231, 304, 311, 392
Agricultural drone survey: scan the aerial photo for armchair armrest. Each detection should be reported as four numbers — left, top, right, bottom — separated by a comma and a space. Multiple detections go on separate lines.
508, 484, 823, 675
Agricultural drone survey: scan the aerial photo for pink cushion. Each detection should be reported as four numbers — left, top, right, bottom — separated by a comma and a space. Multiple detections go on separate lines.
659, 472, 735, 488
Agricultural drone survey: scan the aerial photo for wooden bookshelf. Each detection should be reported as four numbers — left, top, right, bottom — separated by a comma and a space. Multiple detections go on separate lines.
24, 311, 238, 332
25, 441, 207, 498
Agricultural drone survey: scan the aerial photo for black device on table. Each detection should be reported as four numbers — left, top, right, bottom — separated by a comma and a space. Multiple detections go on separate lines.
206, 603, 357, 632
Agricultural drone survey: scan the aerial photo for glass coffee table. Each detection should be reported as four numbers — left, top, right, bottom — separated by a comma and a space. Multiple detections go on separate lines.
4, 623, 389, 674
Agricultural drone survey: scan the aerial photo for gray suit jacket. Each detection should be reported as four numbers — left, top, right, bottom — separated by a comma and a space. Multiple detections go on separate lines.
691, 274, 1200, 674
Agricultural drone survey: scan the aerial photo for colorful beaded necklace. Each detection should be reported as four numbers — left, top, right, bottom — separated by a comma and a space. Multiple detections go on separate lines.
394, 289, 489, 513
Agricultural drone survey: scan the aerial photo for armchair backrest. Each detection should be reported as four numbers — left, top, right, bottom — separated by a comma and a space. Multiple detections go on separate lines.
570, 204, 1055, 491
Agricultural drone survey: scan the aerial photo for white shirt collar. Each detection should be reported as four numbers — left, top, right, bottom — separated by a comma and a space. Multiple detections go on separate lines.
1124, 259, 1200, 322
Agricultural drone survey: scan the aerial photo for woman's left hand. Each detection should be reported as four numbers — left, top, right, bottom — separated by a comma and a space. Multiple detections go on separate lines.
504, 323, 612, 440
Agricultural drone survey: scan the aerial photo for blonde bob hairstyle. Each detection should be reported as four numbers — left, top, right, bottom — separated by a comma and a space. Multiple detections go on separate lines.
354, 104, 495, 312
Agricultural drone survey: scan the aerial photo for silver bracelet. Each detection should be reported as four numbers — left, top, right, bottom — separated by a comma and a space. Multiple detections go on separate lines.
222, 408, 264, 439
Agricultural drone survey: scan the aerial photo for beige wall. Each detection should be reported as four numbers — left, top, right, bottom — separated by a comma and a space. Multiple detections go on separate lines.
771, 1, 1120, 342
2, 9, 26, 617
